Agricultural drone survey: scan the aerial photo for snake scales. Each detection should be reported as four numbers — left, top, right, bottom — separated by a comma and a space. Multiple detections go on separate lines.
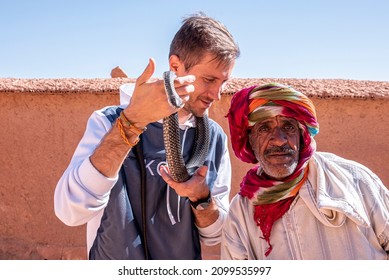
162, 71, 210, 182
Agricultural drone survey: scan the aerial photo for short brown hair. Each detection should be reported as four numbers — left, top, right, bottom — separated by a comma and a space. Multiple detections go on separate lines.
169, 12, 240, 71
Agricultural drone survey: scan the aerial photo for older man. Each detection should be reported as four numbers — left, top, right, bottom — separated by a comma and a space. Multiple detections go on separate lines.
222, 83, 389, 260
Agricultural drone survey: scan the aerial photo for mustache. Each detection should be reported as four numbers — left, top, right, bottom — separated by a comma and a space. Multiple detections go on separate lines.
264, 146, 296, 156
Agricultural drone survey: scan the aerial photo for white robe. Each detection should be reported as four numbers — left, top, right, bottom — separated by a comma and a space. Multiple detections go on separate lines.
222, 152, 389, 259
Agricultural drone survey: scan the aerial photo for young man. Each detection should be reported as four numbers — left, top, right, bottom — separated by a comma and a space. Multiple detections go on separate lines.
223, 83, 389, 259
54, 13, 240, 259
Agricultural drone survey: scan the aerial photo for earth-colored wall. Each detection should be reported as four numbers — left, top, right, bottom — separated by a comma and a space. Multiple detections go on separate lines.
0, 78, 388, 260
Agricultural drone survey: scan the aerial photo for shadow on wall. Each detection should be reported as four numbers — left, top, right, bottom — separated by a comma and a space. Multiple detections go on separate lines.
0, 77, 388, 259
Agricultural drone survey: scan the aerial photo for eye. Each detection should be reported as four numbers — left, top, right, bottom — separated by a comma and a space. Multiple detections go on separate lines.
203, 77, 216, 84
283, 123, 298, 133
257, 124, 271, 133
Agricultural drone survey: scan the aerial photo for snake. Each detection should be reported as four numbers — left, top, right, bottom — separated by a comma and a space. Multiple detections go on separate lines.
162, 71, 210, 182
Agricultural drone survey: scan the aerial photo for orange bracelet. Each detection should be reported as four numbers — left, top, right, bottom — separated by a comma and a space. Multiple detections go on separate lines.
119, 111, 146, 136
117, 118, 140, 148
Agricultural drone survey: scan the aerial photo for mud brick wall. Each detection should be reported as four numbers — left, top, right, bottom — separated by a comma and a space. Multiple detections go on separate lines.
1, 78, 388, 259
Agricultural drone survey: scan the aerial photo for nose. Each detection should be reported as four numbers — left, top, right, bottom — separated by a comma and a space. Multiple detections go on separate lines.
269, 127, 287, 146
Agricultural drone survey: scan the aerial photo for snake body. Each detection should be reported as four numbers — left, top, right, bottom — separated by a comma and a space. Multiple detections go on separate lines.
162, 71, 210, 182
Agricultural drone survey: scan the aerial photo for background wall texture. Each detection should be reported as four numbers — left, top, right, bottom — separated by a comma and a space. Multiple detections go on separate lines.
1, 77, 388, 259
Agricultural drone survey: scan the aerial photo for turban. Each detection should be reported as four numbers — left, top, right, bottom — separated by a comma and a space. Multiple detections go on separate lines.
227, 83, 319, 164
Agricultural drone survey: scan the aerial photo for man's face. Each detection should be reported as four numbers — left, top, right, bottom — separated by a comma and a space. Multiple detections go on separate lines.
176, 53, 235, 117
249, 115, 301, 179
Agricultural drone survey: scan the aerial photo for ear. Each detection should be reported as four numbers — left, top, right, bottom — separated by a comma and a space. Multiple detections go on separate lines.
169, 55, 185, 73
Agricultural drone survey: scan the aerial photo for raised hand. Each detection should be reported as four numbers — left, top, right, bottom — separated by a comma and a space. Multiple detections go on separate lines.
123, 58, 195, 129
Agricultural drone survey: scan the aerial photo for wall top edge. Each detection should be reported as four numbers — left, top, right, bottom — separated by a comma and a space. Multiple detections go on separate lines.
1, 77, 389, 99
0, 78, 136, 95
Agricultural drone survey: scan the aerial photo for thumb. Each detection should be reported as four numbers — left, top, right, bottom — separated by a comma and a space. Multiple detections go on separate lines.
194, 165, 208, 178
135, 58, 156, 86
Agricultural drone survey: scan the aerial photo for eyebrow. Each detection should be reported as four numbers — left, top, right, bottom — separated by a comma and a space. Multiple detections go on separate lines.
259, 118, 298, 125
283, 119, 299, 125
203, 74, 229, 83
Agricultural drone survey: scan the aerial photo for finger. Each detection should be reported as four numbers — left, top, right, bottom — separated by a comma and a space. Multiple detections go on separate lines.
176, 85, 193, 104
174, 75, 196, 86
159, 165, 174, 185
177, 84, 195, 95
194, 165, 208, 178
173, 75, 195, 102
180, 94, 190, 103
136, 58, 156, 86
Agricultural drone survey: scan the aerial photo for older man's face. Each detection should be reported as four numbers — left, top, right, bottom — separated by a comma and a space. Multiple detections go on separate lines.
249, 115, 301, 179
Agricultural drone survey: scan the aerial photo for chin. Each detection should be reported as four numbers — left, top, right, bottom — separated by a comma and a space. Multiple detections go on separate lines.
261, 162, 298, 180
192, 108, 209, 117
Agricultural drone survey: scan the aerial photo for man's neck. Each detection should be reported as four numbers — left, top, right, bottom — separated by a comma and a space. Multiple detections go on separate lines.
177, 108, 194, 125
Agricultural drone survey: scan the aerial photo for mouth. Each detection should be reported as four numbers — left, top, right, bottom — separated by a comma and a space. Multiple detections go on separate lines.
267, 151, 293, 156
200, 99, 212, 108
264, 148, 296, 164
266, 153, 293, 161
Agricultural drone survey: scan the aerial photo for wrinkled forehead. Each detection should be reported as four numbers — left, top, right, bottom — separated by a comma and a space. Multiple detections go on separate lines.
251, 115, 305, 133
256, 115, 298, 125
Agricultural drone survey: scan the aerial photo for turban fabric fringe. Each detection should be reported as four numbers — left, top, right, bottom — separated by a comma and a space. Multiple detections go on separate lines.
226, 83, 319, 256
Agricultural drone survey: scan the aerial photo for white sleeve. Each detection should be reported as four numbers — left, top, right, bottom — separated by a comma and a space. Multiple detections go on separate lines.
54, 107, 120, 226
197, 136, 231, 245
220, 195, 247, 260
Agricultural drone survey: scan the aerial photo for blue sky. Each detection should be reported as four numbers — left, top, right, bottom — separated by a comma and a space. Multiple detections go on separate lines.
1, 0, 388, 81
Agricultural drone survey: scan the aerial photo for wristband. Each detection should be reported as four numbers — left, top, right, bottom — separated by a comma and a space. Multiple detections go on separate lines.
190, 191, 211, 210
